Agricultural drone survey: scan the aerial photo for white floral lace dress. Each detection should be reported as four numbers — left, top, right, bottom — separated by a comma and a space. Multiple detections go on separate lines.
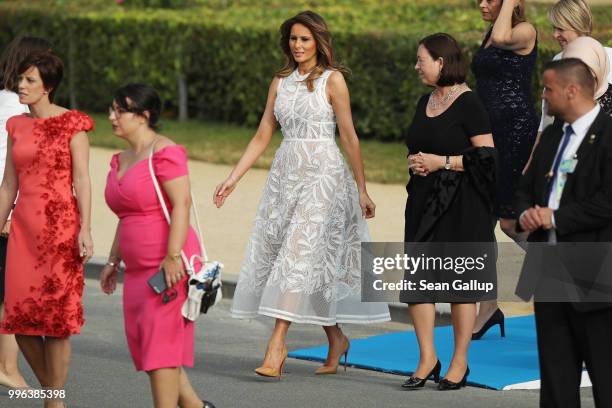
230, 69, 390, 325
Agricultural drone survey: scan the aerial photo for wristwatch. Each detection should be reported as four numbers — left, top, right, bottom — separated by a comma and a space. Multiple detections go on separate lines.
444, 156, 452, 170
105, 260, 119, 269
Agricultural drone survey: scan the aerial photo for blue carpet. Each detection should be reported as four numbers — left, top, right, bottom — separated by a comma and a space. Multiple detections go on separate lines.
289, 315, 539, 390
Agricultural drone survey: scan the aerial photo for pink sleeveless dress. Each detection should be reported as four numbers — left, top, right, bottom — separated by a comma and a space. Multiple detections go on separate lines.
105, 145, 201, 371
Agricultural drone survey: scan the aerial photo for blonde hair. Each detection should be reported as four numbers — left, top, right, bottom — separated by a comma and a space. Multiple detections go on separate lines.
549, 0, 593, 37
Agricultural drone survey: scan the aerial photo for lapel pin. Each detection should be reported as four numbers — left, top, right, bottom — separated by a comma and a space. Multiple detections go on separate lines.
589, 134, 597, 143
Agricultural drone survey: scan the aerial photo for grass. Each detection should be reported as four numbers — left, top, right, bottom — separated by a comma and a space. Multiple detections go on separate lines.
88, 113, 409, 185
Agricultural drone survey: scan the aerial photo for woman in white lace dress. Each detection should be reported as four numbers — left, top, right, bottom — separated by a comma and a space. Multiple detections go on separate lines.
214, 11, 390, 378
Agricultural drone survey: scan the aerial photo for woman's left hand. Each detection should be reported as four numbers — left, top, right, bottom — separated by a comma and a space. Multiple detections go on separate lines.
161, 254, 185, 289
78, 229, 94, 264
408, 152, 444, 177
359, 191, 376, 219
100, 264, 119, 295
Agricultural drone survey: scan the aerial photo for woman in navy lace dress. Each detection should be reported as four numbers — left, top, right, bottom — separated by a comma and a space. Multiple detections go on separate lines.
471, 0, 538, 337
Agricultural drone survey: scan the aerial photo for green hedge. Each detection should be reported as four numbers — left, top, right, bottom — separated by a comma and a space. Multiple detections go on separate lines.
1, 2, 609, 141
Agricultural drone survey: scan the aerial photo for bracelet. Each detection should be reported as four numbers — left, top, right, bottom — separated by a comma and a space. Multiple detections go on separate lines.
167, 253, 181, 261
106, 254, 121, 267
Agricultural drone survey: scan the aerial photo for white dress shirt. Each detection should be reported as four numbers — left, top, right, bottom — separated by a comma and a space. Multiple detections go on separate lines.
0, 89, 29, 183
548, 103, 601, 241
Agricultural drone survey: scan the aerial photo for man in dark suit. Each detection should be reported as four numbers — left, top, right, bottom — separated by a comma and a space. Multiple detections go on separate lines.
515, 58, 612, 408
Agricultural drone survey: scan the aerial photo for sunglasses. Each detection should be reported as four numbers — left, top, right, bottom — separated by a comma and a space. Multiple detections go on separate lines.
162, 288, 178, 304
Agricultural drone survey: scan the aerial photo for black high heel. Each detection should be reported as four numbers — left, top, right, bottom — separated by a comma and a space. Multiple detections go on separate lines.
438, 366, 470, 391
202, 400, 216, 408
472, 308, 505, 340
401, 360, 441, 390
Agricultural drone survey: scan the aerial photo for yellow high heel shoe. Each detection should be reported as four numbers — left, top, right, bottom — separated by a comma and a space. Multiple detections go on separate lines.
315, 336, 350, 375
255, 346, 288, 380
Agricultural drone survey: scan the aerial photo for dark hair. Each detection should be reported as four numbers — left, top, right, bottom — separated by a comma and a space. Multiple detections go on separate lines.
418, 33, 466, 86
277, 10, 348, 92
509, 0, 527, 27
113, 83, 162, 130
17, 51, 63, 102
0, 36, 53, 92
544, 58, 596, 97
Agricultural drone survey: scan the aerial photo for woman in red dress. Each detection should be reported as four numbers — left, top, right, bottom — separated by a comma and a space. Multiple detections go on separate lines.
0, 52, 93, 408
0, 35, 52, 391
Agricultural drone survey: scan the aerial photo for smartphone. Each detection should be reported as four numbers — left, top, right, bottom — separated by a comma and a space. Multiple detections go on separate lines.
147, 268, 167, 294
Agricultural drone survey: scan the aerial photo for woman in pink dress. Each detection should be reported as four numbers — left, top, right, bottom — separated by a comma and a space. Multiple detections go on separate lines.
0, 51, 93, 408
99, 84, 214, 408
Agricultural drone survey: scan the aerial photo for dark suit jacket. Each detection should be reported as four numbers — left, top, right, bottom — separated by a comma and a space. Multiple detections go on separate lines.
514, 109, 612, 311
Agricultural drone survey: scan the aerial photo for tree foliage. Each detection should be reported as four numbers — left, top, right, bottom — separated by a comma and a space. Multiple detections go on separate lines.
1, 1, 610, 141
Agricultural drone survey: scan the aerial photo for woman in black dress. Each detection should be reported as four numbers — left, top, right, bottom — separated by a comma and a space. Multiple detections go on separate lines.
471, 0, 538, 337
402, 33, 496, 391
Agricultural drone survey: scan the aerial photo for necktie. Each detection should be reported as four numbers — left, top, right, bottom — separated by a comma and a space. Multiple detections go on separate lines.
546, 125, 573, 202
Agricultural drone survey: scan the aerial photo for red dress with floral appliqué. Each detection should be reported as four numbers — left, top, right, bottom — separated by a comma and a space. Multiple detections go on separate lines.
0, 110, 94, 338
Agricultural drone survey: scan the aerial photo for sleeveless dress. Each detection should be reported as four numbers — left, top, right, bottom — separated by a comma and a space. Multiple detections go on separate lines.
471, 29, 538, 218
230, 69, 390, 325
105, 145, 201, 371
0, 110, 93, 338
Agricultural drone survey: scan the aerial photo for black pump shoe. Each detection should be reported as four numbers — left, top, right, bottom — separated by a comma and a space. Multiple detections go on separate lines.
202, 400, 216, 408
401, 360, 441, 390
472, 308, 505, 340
438, 366, 470, 391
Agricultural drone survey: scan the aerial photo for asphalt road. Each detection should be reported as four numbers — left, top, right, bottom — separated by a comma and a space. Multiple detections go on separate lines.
0, 279, 596, 408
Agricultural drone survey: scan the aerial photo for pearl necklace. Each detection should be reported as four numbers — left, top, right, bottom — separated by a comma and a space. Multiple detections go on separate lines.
428, 84, 466, 110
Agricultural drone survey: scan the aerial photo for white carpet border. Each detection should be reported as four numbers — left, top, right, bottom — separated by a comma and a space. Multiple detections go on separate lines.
502, 371, 592, 390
